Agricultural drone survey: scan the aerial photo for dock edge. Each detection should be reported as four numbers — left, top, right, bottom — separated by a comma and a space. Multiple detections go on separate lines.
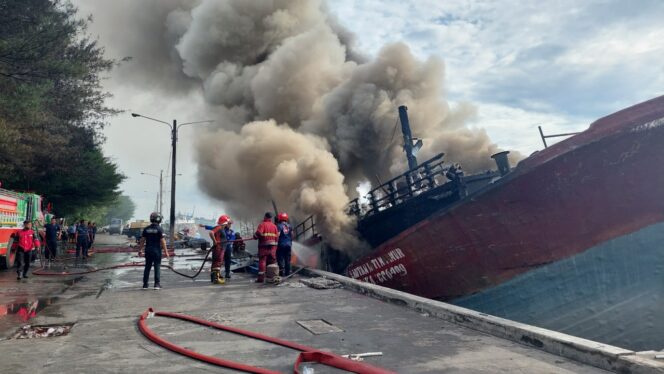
304, 269, 664, 374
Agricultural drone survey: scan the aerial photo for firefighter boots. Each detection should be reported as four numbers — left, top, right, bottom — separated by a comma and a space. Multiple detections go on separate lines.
211, 270, 225, 285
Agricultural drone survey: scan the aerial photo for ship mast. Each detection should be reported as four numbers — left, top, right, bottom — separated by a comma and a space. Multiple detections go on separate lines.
398, 105, 423, 170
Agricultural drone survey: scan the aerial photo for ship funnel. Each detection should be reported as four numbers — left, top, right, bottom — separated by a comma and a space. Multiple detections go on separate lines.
491, 151, 511, 176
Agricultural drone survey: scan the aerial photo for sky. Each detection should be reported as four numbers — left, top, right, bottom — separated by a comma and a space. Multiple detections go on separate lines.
75, 0, 664, 221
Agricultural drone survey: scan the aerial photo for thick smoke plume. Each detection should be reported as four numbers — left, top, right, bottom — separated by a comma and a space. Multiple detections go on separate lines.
198, 120, 361, 249
90, 0, 506, 251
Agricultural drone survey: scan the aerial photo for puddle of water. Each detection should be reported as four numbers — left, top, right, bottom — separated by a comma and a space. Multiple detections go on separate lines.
0, 297, 59, 323
64, 276, 85, 286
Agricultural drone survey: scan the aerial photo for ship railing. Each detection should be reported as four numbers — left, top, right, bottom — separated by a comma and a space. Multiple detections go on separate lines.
294, 214, 317, 241
348, 153, 452, 218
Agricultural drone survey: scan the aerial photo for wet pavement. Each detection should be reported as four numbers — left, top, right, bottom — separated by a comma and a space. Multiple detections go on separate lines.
0, 233, 610, 373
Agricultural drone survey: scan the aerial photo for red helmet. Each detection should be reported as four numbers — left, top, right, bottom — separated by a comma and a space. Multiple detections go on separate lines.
277, 212, 289, 222
217, 214, 231, 225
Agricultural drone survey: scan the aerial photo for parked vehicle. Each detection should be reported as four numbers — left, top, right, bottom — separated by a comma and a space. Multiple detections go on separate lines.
109, 218, 123, 235
0, 188, 46, 269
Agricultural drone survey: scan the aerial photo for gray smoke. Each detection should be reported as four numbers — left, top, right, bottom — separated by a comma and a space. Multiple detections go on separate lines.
84, 0, 509, 251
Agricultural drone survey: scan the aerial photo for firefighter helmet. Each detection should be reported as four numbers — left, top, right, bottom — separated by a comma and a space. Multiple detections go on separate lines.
277, 212, 289, 222
217, 214, 231, 226
149, 212, 162, 224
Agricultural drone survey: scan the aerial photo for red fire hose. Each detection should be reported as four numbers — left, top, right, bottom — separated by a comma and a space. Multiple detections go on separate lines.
33, 239, 247, 279
32, 262, 145, 276
137, 308, 395, 374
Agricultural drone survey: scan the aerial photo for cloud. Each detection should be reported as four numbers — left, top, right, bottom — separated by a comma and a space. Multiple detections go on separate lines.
328, 0, 664, 119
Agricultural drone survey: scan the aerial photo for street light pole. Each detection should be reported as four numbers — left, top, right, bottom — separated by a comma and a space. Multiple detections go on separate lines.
169, 120, 177, 249
158, 170, 163, 216
132, 113, 213, 251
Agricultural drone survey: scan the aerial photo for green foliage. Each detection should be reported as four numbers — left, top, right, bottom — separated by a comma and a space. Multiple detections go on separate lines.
102, 195, 136, 224
69, 195, 135, 225
0, 0, 124, 217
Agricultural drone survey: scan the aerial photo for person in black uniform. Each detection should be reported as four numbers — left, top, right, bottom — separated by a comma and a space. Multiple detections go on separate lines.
43, 217, 61, 264
138, 212, 170, 290
75, 219, 90, 260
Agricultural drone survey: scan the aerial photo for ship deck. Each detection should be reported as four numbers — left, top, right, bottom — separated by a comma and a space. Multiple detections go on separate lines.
0, 235, 611, 373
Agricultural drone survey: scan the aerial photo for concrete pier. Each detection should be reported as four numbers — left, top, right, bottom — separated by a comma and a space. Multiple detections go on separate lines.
0, 234, 637, 373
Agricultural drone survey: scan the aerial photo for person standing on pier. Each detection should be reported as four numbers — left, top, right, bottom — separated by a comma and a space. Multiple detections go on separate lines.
138, 212, 169, 290
16, 221, 39, 280
223, 221, 235, 280
208, 215, 231, 285
43, 216, 61, 264
75, 219, 90, 259
254, 212, 279, 283
67, 223, 76, 243
276, 212, 293, 277
89, 222, 97, 246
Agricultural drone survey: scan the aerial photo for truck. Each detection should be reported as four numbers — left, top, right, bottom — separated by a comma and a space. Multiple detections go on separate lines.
109, 218, 123, 235
0, 187, 45, 269
124, 220, 149, 241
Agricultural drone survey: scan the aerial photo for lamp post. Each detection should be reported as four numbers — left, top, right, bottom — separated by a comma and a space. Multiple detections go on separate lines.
131, 113, 213, 249
140, 170, 164, 215
141, 170, 182, 216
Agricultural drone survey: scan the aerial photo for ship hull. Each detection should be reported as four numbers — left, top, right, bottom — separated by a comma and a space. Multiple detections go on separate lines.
453, 220, 664, 351
348, 96, 664, 301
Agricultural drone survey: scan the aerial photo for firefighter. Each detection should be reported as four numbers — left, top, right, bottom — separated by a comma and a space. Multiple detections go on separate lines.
74, 219, 90, 259
223, 221, 235, 280
208, 215, 231, 285
137, 212, 169, 290
43, 216, 61, 264
16, 220, 39, 280
276, 212, 293, 276
254, 212, 279, 283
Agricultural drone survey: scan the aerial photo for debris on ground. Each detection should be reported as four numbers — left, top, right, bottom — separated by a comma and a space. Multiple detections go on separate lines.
11, 324, 73, 339
342, 352, 384, 361
299, 277, 342, 290
279, 281, 307, 288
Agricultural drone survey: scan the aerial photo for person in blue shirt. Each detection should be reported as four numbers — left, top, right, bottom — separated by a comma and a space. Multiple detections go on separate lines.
67, 224, 76, 243
43, 217, 61, 263
276, 212, 293, 276
74, 220, 90, 259
223, 223, 235, 280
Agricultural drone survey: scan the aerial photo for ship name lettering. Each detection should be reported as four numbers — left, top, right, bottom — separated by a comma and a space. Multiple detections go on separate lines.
375, 264, 408, 283
350, 248, 407, 280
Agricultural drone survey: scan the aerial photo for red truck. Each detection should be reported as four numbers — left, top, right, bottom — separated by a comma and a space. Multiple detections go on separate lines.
0, 187, 45, 269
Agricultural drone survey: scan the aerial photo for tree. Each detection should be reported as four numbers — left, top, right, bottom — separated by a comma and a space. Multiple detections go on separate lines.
0, 0, 124, 216
103, 195, 136, 224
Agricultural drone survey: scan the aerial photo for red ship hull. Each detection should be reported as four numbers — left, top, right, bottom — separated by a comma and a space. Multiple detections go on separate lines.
348, 95, 664, 300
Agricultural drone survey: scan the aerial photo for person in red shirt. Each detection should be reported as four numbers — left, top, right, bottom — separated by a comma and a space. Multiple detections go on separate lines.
254, 212, 279, 283
16, 220, 38, 280
207, 215, 231, 285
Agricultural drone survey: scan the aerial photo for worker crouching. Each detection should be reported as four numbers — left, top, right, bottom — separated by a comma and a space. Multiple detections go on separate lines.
209, 215, 231, 285
254, 212, 279, 283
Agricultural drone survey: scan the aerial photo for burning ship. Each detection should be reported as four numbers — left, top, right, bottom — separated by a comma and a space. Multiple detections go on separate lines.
297, 95, 664, 311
